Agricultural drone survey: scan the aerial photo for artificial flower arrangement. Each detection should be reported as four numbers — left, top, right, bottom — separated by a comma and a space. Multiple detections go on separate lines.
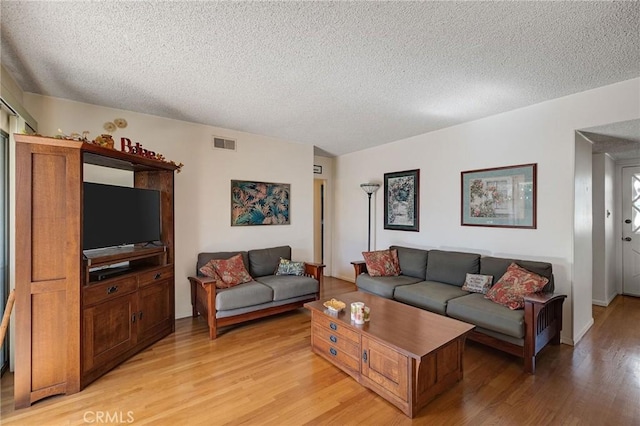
52, 118, 184, 173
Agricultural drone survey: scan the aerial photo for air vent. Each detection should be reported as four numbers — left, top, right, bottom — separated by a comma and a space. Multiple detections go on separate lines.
212, 136, 236, 151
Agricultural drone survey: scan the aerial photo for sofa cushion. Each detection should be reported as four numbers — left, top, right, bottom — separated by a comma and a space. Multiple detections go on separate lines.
446, 293, 525, 339
275, 258, 305, 276
248, 246, 291, 277
481, 256, 554, 292
215, 281, 273, 311
394, 281, 469, 315
197, 251, 249, 276
356, 274, 422, 299
390, 245, 428, 279
255, 275, 319, 301
485, 263, 549, 310
425, 250, 480, 286
362, 249, 400, 277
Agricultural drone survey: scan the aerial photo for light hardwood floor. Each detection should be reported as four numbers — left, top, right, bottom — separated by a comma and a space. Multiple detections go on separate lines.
1, 277, 639, 425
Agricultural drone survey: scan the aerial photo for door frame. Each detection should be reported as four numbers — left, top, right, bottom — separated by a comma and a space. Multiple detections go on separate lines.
615, 160, 640, 296
620, 163, 640, 295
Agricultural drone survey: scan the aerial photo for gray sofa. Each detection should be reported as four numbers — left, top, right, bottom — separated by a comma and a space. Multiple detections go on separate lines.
352, 246, 566, 373
189, 245, 324, 339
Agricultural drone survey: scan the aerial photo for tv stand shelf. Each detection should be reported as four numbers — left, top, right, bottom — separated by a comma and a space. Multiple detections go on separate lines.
85, 245, 167, 268
14, 134, 178, 408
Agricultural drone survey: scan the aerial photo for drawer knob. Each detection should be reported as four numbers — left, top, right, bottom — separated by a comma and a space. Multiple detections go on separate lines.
329, 347, 337, 356
154, 273, 162, 279
107, 286, 118, 294
329, 335, 337, 343
329, 322, 337, 331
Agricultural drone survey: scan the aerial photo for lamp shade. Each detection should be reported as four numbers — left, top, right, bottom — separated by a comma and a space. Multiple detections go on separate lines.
360, 183, 380, 194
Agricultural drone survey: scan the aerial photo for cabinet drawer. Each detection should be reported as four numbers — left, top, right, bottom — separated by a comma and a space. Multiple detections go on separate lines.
138, 265, 173, 287
313, 336, 360, 374
313, 324, 360, 358
313, 313, 360, 342
83, 276, 137, 307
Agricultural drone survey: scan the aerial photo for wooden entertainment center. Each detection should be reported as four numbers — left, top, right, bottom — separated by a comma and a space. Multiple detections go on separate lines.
14, 134, 178, 408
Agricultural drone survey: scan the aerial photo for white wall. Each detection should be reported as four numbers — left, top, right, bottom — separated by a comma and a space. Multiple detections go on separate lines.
23, 94, 315, 319
604, 155, 616, 303
573, 134, 593, 343
334, 78, 640, 344
592, 153, 617, 306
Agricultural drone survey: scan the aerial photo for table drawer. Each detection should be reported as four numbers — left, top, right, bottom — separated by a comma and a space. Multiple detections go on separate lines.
313, 336, 360, 374
313, 312, 360, 342
83, 276, 137, 306
313, 324, 360, 358
138, 265, 173, 287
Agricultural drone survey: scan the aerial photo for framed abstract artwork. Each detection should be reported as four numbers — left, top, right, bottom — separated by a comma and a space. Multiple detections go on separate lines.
461, 163, 537, 228
384, 169, 420, 232
231, 180, 290, 226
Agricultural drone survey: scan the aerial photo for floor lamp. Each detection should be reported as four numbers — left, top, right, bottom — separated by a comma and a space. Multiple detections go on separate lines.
360, 183, 380, 251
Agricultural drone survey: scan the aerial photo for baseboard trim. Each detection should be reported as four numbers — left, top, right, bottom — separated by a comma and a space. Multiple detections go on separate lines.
336, 274, 355, 283
573, 317, 595, 345
592, 292, 618, 307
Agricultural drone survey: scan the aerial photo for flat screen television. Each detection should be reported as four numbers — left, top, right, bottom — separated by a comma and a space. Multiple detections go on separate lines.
83, 182, 161, 250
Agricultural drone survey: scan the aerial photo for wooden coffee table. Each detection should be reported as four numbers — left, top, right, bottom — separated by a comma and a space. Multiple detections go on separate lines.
304, 291, 475, 418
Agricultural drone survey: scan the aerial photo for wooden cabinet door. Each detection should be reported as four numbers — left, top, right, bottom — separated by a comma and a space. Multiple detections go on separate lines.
83, 293, 137, 373
361, 336, 409, 401
137, 279, 172, 342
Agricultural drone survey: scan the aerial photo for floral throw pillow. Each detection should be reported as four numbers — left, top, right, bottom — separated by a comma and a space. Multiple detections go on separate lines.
208, 254, 253, 289
462, 273, 493, 294
362, 249, 401, 277
199, 261, 221, 280
485, 263, 549, 310
275, 258, 305, 276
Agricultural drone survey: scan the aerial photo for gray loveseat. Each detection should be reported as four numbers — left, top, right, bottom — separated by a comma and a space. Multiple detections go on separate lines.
352, 246, 566, 373
189, 245, 324, 339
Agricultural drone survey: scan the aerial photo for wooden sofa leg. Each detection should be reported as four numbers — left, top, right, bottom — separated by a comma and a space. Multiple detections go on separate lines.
209, 323, 217, 340
524, 355, 535, 374
190, 280, 198, 318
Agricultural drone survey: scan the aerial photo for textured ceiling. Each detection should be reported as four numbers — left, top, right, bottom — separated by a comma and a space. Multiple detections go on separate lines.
579, 119, 640, 161
1, 1, 639, 156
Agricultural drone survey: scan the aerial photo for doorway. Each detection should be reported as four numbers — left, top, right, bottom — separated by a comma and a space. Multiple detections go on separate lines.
313, 179, 326, 265
621, 165, 640, 296
1, 130, 8, 375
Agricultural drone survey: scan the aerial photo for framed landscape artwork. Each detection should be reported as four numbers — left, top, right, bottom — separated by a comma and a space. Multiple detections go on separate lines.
384, 169, 420, 232
231, 180, 290, 226
461, 163, 537, 228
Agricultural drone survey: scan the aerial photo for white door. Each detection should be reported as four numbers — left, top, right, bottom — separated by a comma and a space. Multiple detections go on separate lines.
622, 165, 640, 296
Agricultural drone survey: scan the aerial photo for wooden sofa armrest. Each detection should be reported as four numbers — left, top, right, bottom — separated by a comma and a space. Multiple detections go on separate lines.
305, 263, 325, 296
188, 275, 219, 339
188, 275, 218, 287
351, 261, 367, 280
524, 292, 566, 305
522, 292, 567, 373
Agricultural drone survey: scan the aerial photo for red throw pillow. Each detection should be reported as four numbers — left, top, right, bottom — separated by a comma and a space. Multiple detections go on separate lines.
362, 249, 401, 277
204, 254, 253, 289
485, 263, 549, 310
199, 261, 221, 280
